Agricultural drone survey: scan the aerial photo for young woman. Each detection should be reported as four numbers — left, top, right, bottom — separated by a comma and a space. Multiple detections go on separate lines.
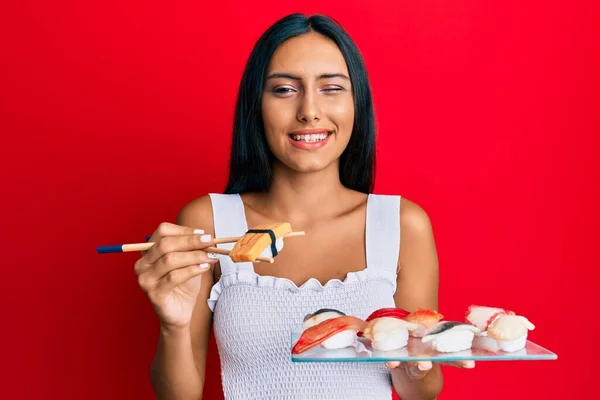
135, 13, 473, 400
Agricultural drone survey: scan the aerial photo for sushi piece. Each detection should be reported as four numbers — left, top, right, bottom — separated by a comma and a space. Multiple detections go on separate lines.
465, 305, 515, 331
258, 237, 284, 258
486, 315, 535, 352
404, 309, 444, 338
365, 307, 410, 322
292, 315, 366, 354
358, 307, 409, 338
465, 305, 534, 352
302, 309, 356, 350
303, 308, 346, 329
421, 322, 480, 353
362, 317, 419, 351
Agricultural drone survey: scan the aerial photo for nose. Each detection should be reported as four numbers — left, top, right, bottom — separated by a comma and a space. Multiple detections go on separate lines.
296, 91, 320, 122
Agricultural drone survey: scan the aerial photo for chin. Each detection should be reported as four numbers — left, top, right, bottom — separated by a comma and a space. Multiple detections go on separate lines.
283, 157, 335, 174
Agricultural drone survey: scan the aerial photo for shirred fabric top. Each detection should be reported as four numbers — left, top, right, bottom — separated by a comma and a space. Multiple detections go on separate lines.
207, 193, 401, 400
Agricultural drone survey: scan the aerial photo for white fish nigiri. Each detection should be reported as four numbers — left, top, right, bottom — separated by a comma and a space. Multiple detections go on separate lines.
422, 322, 480, 353
362, 317, 419, 351
302, 309, 356, 350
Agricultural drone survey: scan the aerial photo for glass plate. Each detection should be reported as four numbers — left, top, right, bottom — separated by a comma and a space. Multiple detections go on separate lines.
290, 329, 558, 362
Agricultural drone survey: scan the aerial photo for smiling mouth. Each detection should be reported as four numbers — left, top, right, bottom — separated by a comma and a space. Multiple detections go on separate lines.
288, 131, 333, 143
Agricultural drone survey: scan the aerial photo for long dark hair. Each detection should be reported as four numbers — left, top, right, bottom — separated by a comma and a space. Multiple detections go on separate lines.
224, 14, 376, 194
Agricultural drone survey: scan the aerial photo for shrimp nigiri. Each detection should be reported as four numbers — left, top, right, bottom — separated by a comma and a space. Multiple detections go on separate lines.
293, 310, 366, 354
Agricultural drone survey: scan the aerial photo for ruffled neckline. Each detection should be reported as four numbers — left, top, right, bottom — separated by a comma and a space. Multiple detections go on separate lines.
207, 267, 397, 312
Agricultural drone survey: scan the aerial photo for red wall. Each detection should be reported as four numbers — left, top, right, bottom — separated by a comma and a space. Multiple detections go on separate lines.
1, 1, 597, 398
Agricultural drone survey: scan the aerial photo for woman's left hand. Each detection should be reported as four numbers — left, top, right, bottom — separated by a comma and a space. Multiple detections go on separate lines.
385, 360, 475, 379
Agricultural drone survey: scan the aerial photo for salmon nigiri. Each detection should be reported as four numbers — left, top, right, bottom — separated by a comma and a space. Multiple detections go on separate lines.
404, 309, 444, 337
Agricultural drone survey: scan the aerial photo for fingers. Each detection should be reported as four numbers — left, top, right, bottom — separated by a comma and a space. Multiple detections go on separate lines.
405, 361, 432, 379
385, 360, 474, 379
460, 360, 475, 369
141, 222, 200, 256
149, 222, 199, 243
152, 263, 211, 298
385, 361, 432, 380
134, 223, 215, 290
417, 361, 432, 371
138, 255, 214, 294
152, 250, 218, 280
144, 232, 214, 265
440, 360, 475, 369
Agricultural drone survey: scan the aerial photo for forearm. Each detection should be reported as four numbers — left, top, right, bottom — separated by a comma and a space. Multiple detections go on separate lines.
391, 364, 443, 400
150, 326, 203, 400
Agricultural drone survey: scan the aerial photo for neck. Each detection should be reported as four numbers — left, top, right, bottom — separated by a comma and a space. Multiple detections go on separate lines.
260, 160, 348, 223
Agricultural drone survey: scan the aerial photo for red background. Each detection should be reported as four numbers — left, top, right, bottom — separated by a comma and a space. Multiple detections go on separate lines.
1, 0, 597, 399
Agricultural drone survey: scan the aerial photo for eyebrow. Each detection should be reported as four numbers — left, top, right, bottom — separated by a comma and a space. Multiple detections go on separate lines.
266, 72, 350, 81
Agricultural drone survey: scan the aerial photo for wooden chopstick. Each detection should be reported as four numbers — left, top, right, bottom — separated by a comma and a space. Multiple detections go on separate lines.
205, 246, 274, 263
214, 230, 305, 244
97, 231, 305, 263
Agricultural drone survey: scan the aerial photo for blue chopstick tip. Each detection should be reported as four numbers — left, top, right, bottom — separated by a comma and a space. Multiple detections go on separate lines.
97, 245, 124, 254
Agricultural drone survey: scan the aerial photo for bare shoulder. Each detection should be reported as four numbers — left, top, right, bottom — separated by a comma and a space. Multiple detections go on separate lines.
397, 197, 438, 276
400, 197, 434, 238
395, 197, 439, 311
176, 195, 215, 236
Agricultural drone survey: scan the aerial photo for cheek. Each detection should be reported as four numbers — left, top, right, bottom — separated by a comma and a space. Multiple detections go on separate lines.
261, 97, 293, 153
261, 97, 293, 134
330, 97, 355, 134
261, 98, 280, 146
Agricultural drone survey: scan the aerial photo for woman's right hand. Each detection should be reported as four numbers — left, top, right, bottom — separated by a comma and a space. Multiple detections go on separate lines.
134, 222, 218, 332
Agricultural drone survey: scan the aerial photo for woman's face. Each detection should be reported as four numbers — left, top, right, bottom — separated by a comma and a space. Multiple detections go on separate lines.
261, 31, 355, 173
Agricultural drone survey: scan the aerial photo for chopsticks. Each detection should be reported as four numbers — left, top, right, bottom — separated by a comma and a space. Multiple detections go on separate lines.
97, 231, 305, 263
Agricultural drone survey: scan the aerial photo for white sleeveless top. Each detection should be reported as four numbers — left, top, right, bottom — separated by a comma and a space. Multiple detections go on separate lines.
207, 193, 401, 400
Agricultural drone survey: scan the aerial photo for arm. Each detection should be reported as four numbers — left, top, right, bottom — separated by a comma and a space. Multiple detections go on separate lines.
149, 195, 216, 400
390, 198, 443, 400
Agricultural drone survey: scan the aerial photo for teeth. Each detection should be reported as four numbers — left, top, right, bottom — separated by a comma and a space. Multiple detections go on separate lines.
291, 133, 329, 142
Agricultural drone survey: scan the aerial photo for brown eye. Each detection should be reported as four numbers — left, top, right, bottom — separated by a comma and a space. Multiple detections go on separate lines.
272, 87, 296, 94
